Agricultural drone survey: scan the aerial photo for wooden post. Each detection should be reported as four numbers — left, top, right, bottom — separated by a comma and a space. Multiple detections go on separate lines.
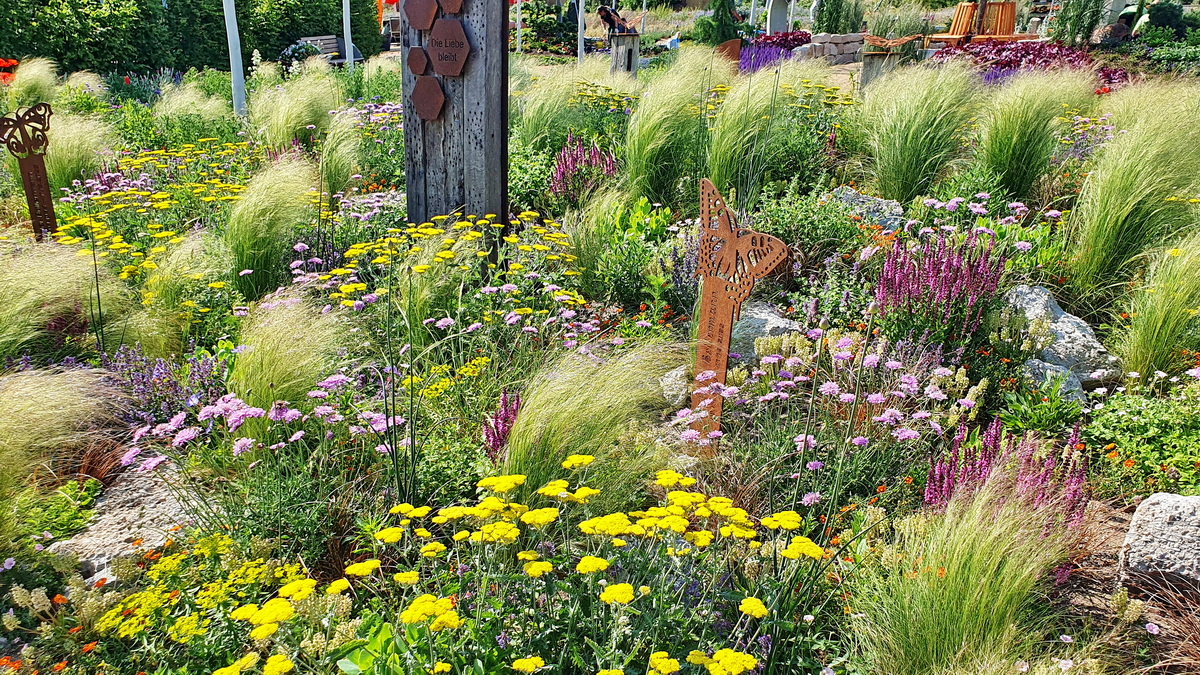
609, 32, 639, 75
401, 0, 507, 223
222, 0, 246, 115
0, 104, 57, 242
343, 0, 355, 71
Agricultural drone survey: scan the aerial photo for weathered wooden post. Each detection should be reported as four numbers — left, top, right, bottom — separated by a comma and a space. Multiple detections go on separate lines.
609, 32, 640, 75
690, 179, 788, 446
400, 0, 507, 223
0, 103, 56, 242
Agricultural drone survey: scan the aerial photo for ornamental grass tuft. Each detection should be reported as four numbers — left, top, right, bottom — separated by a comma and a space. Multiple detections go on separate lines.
224, 157, 315, 299
40, 115, 114, 191
154, 82, 230, 122
228, 293, 350, 410
1118, 231, 1200, 377
975, 70, 1095, 200
503, 342, 688, 513
860, 63, 978, 203
319, 110, 361, 198
4, 57, 58, 111
248, 68, 343, 151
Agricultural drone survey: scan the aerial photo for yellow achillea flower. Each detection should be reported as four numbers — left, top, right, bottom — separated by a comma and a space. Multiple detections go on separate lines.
249, 598, 294, 625
739, 597, 769, 619
278, 579, 317, 601
262, 654, 294, 675
598, 670, 623, 675
393, 571, 419, 585
421, 542, 447, 557
326, 578, 351, 594
655, 470, 696, 488
477, 474, 527, 493
374, 527, 404, 543
344, 559, 382, 576
431, 664, 451, 674
517, 550, 540, 561
599, 583, 635, 605
470, 521, 521, 544
576, 556, 610, 573
520, 508, 559, 528
212, 652, 260, 675
229, 603, 258, 621
684, 531, 715, 547
561, 454, 595, 469
523, 561, 553, 577
400, 594, 456, 625
711, 649, 758, 675
760, 510, 803, 530
511, 656, 545, 672
780, 536, 825, 560
429, 609, 464, 631
648, 651, 680, 674
249, 622, 279, 640
686, 650, 713, 665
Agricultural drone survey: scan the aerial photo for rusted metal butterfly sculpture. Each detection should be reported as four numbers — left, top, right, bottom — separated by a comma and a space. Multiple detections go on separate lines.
0, 103, 55, 241
690, 178, 789, 445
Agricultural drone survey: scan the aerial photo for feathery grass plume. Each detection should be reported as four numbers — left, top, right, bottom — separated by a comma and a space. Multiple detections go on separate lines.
228, 293, 350, 409
859, 63, 978, 203
154, 82, 230, 121
319, 110, 361, 198
62, 71, 107, 96
0, 368, 127, 552
1100, 79, 1200, 131
624, 46, 734, 204
1066, 111, 1200, 305
976, 70, 1095, 200
132, 233, 236, 357
36, 115, 112, 190
503, 342, 688, 513
5, 57, 59, 111
515, 55, 635, 152
248, 69, 343, 150
0, 242, 132, 358
1118, 233, 1200, 377
852, 467, 1077, 674
224, 157, 315, 299
707, 59, 829, 207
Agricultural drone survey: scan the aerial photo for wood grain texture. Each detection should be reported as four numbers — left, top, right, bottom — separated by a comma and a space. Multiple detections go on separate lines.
402, 0, 507, 223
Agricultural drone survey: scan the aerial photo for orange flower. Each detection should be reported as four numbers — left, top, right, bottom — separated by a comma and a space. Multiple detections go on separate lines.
937, 567, 946, 578
1074, 443, 1085, 450
1123, 459, 1135, 469
1106, 451, 1119, 460
876, 485, 886, 494
93, 578, 106, 589
81, 642, 97, 653
68, 626, 82, 634
52, 594, 69, 605
1103, 443, 1116, 450
53, 662, 68, 672
903, 476, 913, 484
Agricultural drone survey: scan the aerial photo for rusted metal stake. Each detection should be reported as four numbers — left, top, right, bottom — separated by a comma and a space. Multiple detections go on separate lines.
0, 103, 56, 242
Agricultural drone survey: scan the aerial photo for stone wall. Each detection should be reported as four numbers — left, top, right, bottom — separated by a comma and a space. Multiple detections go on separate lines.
792, 32, 863, 65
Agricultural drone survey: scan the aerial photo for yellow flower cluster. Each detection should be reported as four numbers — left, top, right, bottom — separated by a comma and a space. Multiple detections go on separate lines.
760, 510, 803, 531
649, 651, 681, 675
738, 597, 769, 619
399, 594, 463, 631
229, 597, 295, 640
477, 474, 527, 493
561, 454, 595, 469
523, 561, 553, 578
780, 536, 826, 560
599, 583, 635, 605
575, 555, 610, 574
213, 652, 259, 675
511, 656, 545, 673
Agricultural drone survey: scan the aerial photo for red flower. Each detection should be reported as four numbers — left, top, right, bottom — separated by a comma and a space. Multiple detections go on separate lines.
124, 76, 131, 85
0, 72, 12, 86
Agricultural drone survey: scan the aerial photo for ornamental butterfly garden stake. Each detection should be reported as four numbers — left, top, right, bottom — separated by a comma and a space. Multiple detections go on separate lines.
690, 178, 789, 451
0, 102, 55, 241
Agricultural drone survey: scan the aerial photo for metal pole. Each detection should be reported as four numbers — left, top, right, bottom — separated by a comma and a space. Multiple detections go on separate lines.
749, 0, 758, 31
641, 0, 646, 34
343, 0, 355, 71
787, 0, 795, 30
517, 0, 524, 52
222, 0, 246, 116
577, 0, 586, 63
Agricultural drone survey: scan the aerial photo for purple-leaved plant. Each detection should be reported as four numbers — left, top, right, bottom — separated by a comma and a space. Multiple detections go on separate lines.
483, 389, 520, 465
549, 132, 617, 202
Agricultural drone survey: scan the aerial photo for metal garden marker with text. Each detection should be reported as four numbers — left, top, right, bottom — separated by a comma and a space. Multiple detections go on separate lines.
691, 179, 789, 445
0, 103, 55, 242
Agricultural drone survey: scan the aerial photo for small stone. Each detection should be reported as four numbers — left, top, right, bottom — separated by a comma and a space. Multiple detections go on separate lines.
660, 365, 691, 408
1121, 493, 1200, 586
1022, 359, 1085, 403
731, 301, 801, 363
1006, 285, 1121, 387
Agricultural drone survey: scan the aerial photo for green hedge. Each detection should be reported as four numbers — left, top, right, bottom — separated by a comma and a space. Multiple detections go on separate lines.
0, 0, 381, 74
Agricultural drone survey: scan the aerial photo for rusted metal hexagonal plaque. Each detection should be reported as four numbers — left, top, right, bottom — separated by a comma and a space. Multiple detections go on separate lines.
428, 19, 471, 77
412, 76, 445, 120
439, 0, 463, 13
407, 46, 429, 74
404, 0, 438, 30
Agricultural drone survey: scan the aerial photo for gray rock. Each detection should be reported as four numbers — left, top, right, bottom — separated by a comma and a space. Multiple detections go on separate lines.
812, 32, 832, 43
792, 45, 811, 59
1121, 493, 1200, 586
1006, 285, 1120, 386
731, 301, 800, 363
827, 185, 905, 232
660, 365, 691, 408
1022, 358, 1085, 403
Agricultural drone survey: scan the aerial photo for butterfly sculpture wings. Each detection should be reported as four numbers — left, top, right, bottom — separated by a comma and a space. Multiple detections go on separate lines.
696, 179, 789, 320
0, 103, 52, 158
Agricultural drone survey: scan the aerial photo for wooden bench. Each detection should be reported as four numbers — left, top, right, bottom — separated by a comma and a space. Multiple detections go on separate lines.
927, 2, 976, 47
298, 35, 364, 66
974, 2, 1040, 42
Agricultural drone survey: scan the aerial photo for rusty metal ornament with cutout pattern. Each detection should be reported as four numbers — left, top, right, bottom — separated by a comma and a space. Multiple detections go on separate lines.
690, 178, 789, 447
0, 103, 56, 242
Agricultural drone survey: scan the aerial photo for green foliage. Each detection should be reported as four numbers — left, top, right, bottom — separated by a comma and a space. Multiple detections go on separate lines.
1086, 384, 1200, 496
503, 343, 687, 514
507, 138, 555, 213
515, 0, 578, 54
815, 0, 866, 34
1049, 0, 1105, 47
1147, 1, 1187, 36
224, 158, 315, 299
573, 189, 672, 308
852, 472, 1073, 674
1137, 24, 1180, 47
16, 478, 102, 540
1117, 232, 1200, 377
694, 0, 744, 45
975, 71, 1095, 200
860, 63, 977, 203
998, 375, 1083, 437
752, 180, 865, 264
